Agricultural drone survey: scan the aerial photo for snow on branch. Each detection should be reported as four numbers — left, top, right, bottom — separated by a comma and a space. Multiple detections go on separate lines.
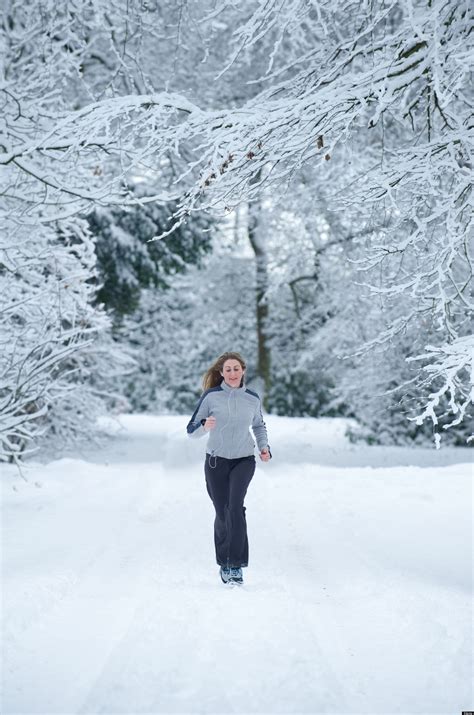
1, 0, 472, 445
406, 335, 474, 445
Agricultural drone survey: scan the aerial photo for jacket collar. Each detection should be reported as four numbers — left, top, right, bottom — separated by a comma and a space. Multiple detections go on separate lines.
220, 379, 245, 393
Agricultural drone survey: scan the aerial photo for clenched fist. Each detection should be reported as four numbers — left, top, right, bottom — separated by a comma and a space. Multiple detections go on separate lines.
204, 416, 217, 431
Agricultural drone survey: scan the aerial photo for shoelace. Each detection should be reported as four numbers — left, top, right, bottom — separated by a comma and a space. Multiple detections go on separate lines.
230, 567, 242, 579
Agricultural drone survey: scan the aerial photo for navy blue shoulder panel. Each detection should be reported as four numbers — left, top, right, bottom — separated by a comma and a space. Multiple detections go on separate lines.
245, 388, 260, 400
206, 385, 224, 394
195, 385, 223, 404
187, 385, 223, 434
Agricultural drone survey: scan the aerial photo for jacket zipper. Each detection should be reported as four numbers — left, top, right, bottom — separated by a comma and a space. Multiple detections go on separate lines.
231, 391, 235, 454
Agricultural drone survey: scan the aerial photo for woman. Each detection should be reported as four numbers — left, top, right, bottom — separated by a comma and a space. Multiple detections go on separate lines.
186, 351, 272, 586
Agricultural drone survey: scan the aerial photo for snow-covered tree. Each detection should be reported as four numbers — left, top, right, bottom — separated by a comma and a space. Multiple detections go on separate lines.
89, 194, 214, 325
0, 0, 219, 460
0, 218, 130, 463
126, 0, 471, 441
1, 0, 471, 457
116, 239, 258, 414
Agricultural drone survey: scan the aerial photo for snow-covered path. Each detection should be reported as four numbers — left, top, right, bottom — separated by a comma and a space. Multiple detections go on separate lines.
1, 415, 472, 715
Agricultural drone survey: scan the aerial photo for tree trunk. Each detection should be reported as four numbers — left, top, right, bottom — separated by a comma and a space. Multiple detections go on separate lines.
247, 198, 271, 410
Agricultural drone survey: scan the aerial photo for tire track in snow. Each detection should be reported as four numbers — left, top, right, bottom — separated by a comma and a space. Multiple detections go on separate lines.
3, 465, 162, 715
249, 467, 353, 713
77, 462, 348, 714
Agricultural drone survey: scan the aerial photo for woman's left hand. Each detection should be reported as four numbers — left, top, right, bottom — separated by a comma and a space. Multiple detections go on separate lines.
260, 448, 271, 462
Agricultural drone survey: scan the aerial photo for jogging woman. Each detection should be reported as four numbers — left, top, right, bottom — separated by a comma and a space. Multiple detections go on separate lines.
186, 352, 272, 585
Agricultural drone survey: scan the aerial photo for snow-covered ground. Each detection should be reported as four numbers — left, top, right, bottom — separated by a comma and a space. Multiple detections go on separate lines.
1, 415, 472, 715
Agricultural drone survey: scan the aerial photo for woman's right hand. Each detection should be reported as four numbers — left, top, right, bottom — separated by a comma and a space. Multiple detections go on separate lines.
204, 416, 216, 431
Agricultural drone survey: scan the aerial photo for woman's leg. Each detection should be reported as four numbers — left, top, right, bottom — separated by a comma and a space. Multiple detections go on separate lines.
204, 455, 232, 566
227, 456, 256, 568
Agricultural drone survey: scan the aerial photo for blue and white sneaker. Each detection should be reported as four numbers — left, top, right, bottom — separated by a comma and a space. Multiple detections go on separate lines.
229, 567, 243, 584
220, 566, 232, 584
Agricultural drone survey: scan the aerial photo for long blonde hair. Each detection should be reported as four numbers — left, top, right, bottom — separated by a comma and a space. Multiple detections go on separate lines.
202, 352, 247, 391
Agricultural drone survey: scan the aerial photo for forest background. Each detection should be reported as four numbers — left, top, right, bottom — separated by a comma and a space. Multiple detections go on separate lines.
0, 0, 472, 463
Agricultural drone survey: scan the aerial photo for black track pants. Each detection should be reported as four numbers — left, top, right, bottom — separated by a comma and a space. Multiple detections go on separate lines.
204, 453, 256, 568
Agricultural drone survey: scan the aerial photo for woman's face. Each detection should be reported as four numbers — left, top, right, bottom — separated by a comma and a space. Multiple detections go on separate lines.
220, 359, 244, 387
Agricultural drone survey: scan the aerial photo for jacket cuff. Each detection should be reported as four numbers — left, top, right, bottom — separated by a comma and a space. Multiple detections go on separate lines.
189, 423, 206, 438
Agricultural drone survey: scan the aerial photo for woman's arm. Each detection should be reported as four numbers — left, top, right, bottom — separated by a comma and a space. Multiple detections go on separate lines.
251, 398, 272, 459
186, 392, 210, 438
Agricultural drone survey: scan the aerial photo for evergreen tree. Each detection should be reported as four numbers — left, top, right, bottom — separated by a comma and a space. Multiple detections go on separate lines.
88, 194, 213, 327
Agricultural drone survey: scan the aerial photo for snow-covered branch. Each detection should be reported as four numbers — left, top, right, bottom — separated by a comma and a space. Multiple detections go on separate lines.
407, 335, 474, 444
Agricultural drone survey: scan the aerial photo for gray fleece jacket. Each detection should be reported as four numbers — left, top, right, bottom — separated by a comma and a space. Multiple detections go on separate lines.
186, 380, 272, 459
